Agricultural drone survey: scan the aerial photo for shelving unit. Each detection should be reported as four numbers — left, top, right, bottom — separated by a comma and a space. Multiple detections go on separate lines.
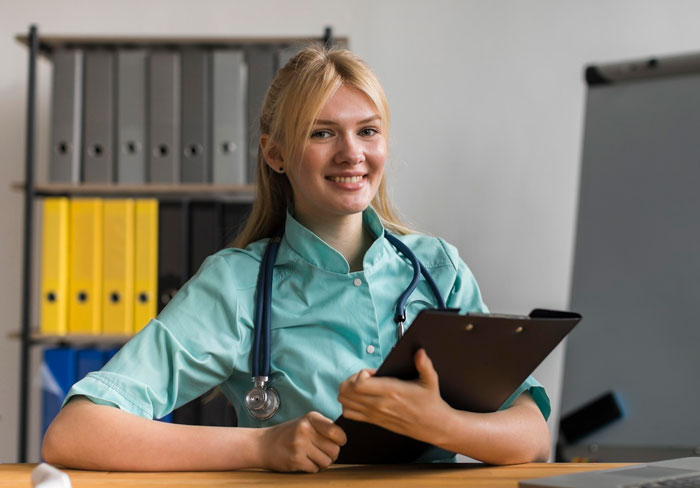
9, 331, 132, 346
14, 24, 343, 462
11, 182, 256, 200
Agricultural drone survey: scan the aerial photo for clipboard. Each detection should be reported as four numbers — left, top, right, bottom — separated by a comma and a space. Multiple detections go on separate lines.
335, 308, 581, 464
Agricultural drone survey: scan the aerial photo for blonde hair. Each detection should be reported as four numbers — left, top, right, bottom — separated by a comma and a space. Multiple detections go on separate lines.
233, 44, 410, 248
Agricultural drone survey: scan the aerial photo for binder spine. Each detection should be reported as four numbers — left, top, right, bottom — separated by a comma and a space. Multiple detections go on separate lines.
41, 347, 77, 441
68, 199, 103, 334
82, 50, 115, 183
181, 49, 210, 183
189, 202, 218, 275
50, 49, 83, 183
77, 348, 107, 381
275, 45, 300, 71
212, 50, 247, 184
245, 46, 276, 183
117, 50, 147, 184
134, 200, 158, 333
40, 198, 70, 335
148, 51, 181, 183
158, 202, 185, 312
102, 199, 135, 335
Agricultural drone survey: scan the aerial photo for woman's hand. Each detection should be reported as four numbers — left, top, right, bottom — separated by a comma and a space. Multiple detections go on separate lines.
337, 348, 452, 445
258, 411, 347, 473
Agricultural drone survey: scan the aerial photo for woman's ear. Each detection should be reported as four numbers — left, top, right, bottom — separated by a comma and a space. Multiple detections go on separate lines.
260, 135, 285, 174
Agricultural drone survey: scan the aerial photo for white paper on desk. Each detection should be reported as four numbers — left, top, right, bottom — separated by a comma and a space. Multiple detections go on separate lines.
31, 463, 72, 488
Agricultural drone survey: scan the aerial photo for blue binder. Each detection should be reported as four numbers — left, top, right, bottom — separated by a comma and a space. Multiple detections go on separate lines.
77, 348, 106, 381
104, 346, 121, 363
41, 347, 77, 441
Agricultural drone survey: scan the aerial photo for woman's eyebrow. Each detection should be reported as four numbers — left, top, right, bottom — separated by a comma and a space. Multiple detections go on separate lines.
314, 115, 381, 126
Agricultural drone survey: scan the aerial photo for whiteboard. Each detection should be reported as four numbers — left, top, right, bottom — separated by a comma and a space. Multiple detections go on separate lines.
563, 54, 700, 449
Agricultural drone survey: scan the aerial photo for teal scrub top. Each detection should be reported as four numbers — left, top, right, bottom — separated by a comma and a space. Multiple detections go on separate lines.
64, 206, 550, 461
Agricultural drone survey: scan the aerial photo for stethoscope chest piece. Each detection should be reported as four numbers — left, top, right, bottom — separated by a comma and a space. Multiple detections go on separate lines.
245, 376, 280, 420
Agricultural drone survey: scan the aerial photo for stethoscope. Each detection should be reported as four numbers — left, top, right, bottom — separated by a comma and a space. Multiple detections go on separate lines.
244, 230, 447, 420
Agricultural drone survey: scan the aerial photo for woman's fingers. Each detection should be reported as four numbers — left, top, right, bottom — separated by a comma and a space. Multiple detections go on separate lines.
299, 413, 344, 471
340, 406, 369, 423
338, 396, 373, 416
341, 374, 410, 398
262, 412, 349, 472
310, 434, 341, 463
415, 349, 440, 389
307, 411, 347, 446
304, 444, 334, 472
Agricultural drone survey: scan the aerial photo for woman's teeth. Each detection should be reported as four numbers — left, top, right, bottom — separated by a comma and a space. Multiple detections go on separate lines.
328, 175, 363, 183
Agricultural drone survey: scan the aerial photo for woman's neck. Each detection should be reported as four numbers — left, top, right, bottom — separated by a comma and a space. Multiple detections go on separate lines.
295, 211, 373, 272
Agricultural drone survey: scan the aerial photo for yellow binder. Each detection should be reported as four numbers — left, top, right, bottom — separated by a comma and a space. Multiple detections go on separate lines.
133, 200, 158, 333
40, 198, 70, 335
102, 199, 135, 335
68, 199, 103, 334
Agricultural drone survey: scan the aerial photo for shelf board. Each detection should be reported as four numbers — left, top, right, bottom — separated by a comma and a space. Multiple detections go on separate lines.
9, 330, 132, 345
15, 33, 349, 57
12, 182, 256, 201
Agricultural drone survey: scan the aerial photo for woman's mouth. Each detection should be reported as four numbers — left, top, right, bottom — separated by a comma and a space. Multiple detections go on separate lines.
326, 175, 365, 183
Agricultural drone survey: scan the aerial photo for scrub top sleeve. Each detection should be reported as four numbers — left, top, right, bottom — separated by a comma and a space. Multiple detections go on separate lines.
499, 375, 551, 420
438, 239, 551, 420
63, 254, 247, 420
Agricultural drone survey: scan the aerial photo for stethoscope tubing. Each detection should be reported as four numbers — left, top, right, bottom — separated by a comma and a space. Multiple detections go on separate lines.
383, 231, 446, 321
252, 235, 281, 379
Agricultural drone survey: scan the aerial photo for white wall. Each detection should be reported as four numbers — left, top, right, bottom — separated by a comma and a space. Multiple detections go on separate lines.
3, 0, 700, 463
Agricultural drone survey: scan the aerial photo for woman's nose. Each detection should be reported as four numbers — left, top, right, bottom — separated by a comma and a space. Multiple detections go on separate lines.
334, 134, 364, 165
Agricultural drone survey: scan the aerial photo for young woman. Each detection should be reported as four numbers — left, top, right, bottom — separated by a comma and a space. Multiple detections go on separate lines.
42, 45, 550, 472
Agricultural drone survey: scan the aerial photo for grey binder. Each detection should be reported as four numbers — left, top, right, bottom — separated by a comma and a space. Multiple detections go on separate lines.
116, 50, 147, 184
275, 45, 300, 71
245, 46, 276, 183
82, 50, 115, 183
148, 51, 180, 183
181, 49, 210, 183
49, 49, 83, 183
212, 50, 247, 184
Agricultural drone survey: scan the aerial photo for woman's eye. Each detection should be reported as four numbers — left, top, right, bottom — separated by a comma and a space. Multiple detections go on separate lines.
311, 130, 332, 139
359, 128, 379, 136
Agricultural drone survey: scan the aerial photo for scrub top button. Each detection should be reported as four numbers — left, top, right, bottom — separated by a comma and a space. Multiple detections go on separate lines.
366, 345, 375, 354
353, 278, 362, 287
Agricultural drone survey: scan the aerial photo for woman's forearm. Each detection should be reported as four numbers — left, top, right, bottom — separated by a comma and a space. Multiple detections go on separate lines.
431, 394, 551, 464
42, 397, 265, 471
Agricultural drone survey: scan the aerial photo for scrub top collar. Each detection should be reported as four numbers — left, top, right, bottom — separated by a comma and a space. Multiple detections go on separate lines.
283, 206, 387, 274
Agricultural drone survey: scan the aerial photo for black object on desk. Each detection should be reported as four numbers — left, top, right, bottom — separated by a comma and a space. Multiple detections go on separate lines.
335, 309, 582, 464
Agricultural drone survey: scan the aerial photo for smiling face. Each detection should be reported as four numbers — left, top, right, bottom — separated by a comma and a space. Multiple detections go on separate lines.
284, 84, 387, 229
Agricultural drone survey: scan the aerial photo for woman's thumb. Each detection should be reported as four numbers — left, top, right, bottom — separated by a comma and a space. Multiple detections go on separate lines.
415, 348, 439, 388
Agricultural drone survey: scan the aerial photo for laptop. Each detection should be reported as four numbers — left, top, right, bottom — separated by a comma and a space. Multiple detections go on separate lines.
520, 457, 700, 488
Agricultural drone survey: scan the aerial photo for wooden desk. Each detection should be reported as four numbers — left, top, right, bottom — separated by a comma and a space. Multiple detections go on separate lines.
0, 463, 630, 487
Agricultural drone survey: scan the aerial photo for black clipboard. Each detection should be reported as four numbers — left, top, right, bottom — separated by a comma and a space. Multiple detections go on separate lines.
335, 308, 581, 464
